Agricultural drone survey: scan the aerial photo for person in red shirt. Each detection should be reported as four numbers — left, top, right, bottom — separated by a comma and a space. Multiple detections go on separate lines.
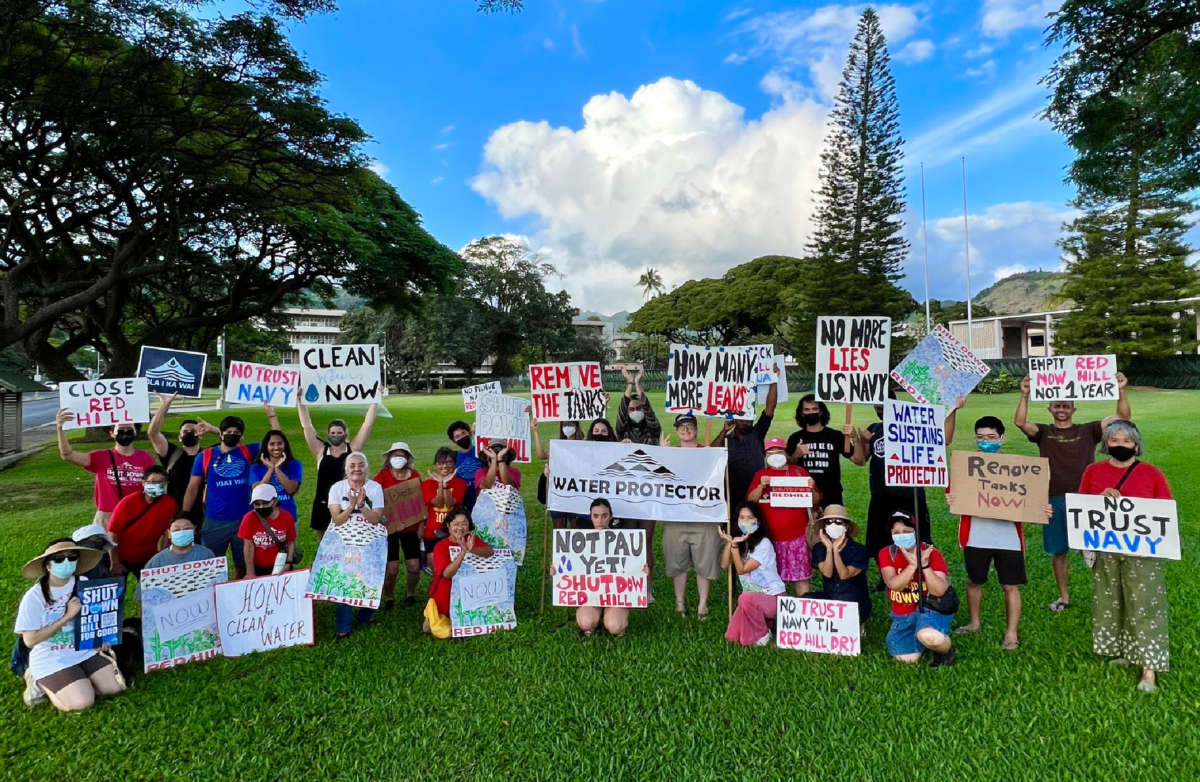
373, 441, 425, 609
1077, 420, 1173, 693
424, 508, 493, 636
237, 484, 296, 578
55, 411, 157, 524
421, 448, 467, 556
746, 437, 820, 595
879, 512, 955, 666
106, 465, 177, 578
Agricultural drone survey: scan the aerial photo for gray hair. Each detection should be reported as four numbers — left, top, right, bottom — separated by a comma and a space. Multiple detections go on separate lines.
1101, 420, 1142, 456
345, 451, 369, 474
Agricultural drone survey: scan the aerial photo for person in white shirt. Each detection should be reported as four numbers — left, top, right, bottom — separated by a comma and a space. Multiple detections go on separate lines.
326, 452, 385, 638
720, 502, 786, 646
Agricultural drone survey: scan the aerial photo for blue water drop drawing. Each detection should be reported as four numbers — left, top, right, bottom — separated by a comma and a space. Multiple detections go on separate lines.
304, 384, 320, 403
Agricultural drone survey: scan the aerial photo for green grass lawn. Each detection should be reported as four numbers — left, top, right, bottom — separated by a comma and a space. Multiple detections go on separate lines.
2, 388, 1197, 778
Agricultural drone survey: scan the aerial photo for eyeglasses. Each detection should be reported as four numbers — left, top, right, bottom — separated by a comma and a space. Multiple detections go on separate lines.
48, 554, 79, 563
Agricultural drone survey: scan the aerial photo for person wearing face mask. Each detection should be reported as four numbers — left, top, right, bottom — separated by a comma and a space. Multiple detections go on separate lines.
586, 418, 617, 442
373, 442, 425, 608
147, 392, 218, 521
807, 505, 871, 626
787, 394, 860, 508
720, 502, 786, 646
422, 448, 468, 556
106, 465, 177, 579
532, 413, 588, 529
55, 410, 157, 525
15, 539, 124, 711
660, 413, 722, 620
476, 442, 522, 491
250, 429, 303, 525
299, 401, 378, 541
239, 484, 297, 578
747, 438, 820, 595
1014, 372, 1130, 614
615, 367, 662, 445
879, 513, 955, 666
182, 415, 261, 578
446, 420, 484, 511
144, 517, 216, 569
1078, 420, 1173, 693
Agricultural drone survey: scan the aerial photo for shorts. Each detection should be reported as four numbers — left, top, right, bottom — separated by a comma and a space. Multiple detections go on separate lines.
661, 522, 721, 580
964, 546, 1027, 586
202, 519, 244, 568
37, 653, 109, 694
886, 609, 954, 657
387, 530, 421, 562
774, 537, 813, 582
424, 537, 440, 556
1043, 496, 1069, 555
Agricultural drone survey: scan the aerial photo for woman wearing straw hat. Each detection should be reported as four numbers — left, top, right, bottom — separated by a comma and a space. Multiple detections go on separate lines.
14, 540, 125, 711
808, 505, 872, 627
374, 441, 425, 609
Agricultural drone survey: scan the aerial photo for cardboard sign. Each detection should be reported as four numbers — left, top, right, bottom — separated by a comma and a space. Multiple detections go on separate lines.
449, 549, 517, 638
475, 393, 532, 463
814, 316, 891, 404
214, 570, 315, 656
1066, 494, 1180, 560
1028, 355, 1118, 402
382, 478, 425, 534
225, 361, 300, 407
766, 475, 814, 508
891, 325, 989, 406
305, 520, 387, 609
547, 440, 728, 523
665, 344, 764, 420
471, 484, 528, 565
140, 556, 228, 673
757, 354, 788, 407
462, 381, 502, 412
59, 378, 150, 430
298, 344, 382, 405
883, 400, 947, 487
136, 346, 208, 398
552, 528, 648, 608
528, 362, 607, 422
73, 577, 125, 651
776, 596, 861, 656
948, 450, 1050, 524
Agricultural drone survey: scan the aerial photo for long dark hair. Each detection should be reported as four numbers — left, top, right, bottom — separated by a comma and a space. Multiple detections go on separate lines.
587, 418, 615, 442
260, 429, 295, 463
794, 394, 831, 427
733, 501, 770, 558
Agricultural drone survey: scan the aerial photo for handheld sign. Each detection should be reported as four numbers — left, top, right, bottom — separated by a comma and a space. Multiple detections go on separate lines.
472, 484, 528, 565
665, 344, 762, 420
766, 475, 814, 508
225, 361, 300, 407
59, 378, 150, 431
475, 393, 532, 463
776, 596, 861, 656
883, 400, 948, 488
73, 577, 125, 651
948, 451, 1050, 524
1028, 355, 1118, 402
298, 344, 381, 405
449, 549, 518, 638
214, 571, 315, 656
140, 556, 227, 673
891, 325, 989, 406
462, 381, 502, 412
1066, 494, 1179, 560
529, 362, 607, 422
814, 316, 890, 404
758, 354, 788, 407
305, 520, 386, 609
136, 346, 208, 398
552, 528, 648, 608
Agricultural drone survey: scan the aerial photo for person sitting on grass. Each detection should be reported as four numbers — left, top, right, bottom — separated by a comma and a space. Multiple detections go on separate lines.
144, 516, 216, 569
721, 501, 786, 647
573, 498, 647, 638
879, 513, 955, 666
424, 508, 494, 637
807, 505, 871, 629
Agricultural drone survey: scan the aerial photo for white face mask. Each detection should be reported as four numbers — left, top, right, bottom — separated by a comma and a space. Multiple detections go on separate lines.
629, 410, 645, 424
825, 522, 846, 540
561, 426, 577, 438
389, 456, 407, 470
766, 453, 787, 469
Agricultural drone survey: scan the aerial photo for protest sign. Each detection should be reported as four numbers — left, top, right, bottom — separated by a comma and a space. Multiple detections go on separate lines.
214, 571, 315, 656
1066, 494, 1180, 560
382, 479, 426, 534
298, 344, 381, 405
462, 381, 502, 412
776, 596, 861, 656
450, 549, 517, 638
547, 440, 728, 523
475, 393, 532, 463
529, 362, 607, 422
140, 556, 227, 673
883, 400, 948, 488
59, 378, 150, 430
73, 577, 124, 651
757, 354, 788, 408
665, 344, 763, 420
948, 451, 1050, 524
1028, 355, 1118, 402
890, 325, 989, 406
472, 484, 528, 565
305, 520, 387, 609
766, 475, 814, 508
225, 361, 300, 407
136, 346, 208, 397
552, 528, 648, 608
814, 316, 891, 404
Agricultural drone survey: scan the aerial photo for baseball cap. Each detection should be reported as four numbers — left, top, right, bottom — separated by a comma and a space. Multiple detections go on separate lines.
251, 484, 278, 503
764, 437, 787, 451
673, 412, 697, 428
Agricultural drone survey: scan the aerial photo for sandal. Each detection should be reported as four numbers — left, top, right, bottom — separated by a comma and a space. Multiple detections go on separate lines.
676, 608, 688, 619
953, 625, 981, 635
1048, 598, 1070, 613
580, 629, 594, 638
1001, 639, 1021, 651
696, 609, 709, 623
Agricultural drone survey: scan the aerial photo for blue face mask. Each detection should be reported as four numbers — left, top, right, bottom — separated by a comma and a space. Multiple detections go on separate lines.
737, 520, 758, 536
170, 529, 195, 548
976, 440, 1003, 453
49, 559, 77, 579
892, 532, 917, 550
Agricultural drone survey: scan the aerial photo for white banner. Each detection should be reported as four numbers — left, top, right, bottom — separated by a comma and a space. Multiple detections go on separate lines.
528, 362, 607, 422
665, 344, 766, 420
214, 570, 315, 656
298, 344, 382, 405
59, 378, 150, 431
462, 381, 502, 412
883, 399, 948, 488
1066, 493, 1180, 560
153, 589, 215, 643
814, 316, 891, 404
551, 528, 648, 608
767, 475, 814, 508
776, 596, 861, 656
475, 393, 532, 463
757, 354, 788, 407
1029, 355, 1118, 402
547, 440, 728, 523
225, 361, 301, 407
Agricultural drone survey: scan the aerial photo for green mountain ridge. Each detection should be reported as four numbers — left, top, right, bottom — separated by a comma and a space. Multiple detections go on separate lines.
973, 270, 1071, 316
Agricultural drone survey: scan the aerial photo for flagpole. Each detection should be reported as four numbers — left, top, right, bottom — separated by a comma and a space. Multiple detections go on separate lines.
921, 162, 932, 333
961, 156, 974, 350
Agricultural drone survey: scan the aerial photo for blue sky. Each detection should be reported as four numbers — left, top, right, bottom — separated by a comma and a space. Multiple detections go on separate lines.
280, 1, 1086, 313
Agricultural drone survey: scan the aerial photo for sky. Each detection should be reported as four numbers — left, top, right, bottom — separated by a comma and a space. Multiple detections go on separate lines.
278, 0, 1087, 314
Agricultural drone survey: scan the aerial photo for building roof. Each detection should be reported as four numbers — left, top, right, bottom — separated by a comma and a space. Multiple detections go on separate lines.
0, 369, 49, 393
279, 307, 347, 317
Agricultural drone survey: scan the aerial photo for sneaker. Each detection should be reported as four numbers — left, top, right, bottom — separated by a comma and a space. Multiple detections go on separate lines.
930, 648, 957, 668
22, 670, 45, 707
422, 565, 433, 576
754, 633, 773, 647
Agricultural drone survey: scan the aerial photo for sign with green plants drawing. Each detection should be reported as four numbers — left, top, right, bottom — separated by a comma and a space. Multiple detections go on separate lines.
304, 519, 386, 609
449, 549, 517, 638
141, 556, 228, 673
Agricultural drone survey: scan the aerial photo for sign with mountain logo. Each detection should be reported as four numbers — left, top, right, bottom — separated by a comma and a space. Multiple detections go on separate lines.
136, 346, 208, 397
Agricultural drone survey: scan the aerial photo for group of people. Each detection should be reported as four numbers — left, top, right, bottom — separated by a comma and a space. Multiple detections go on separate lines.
17, 366, 1174, 712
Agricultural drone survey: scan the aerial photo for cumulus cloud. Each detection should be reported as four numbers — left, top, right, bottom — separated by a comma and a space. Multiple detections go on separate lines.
896, 38, 935, 64
367, 159, 390, 177
980, 0, 1060, 39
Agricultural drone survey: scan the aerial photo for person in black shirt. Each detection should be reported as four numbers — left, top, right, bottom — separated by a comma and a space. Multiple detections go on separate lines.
147, 393, 216, 523
713, 383, 777, 529
785, 394, 861, 508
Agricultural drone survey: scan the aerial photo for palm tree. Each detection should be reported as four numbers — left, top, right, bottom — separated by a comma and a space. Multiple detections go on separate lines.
636, 267, 664, 300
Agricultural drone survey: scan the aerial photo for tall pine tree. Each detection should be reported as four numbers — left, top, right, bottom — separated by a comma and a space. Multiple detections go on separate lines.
790, 8, 914, 356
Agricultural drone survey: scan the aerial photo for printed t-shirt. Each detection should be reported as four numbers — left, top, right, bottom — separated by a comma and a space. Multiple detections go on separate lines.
811, 539, 871, 605
249, 458, 304, 520
422, 477, 467, 539
1028, 421, 1104, 496
327, 479, 386, 521
373, 468, 426, 533
237, 509, 297, 570
106, 492, 178, 565
473, 466, 522, 492
190, 444, 262, 522
738, 539, 786, 595
786, 427, 852, 505
878, 544, 948, 616
144, 544, 217, 570
86, 448, 157, 512
1078, 460, 1173, 501
14, 577, 96, 680
748, 465, 817, 541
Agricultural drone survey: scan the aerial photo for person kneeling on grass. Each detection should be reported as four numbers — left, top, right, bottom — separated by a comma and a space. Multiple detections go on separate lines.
15, 540, 126, 711
721, 501, 786, 647
424, 508, 493, 637
879, 513, 955, 666
807, 505, 871, 630
571, 498, 648, 638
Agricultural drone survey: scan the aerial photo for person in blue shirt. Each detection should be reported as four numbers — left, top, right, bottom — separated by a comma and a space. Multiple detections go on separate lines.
182, 415, 263, 577
447, 420, 484, 511
250, 429, 303, 528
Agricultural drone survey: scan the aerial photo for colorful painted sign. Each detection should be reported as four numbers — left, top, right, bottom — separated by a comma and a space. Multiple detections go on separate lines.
528, 362, 607, 422
73, 577, 124, 651
462, 381, 502, 412
225, 361, 300, 407
475, 393, 532, 463
140, 556, 227, 673
883, 400, 948, 488
1028, 355, 1119, 402
1066, 494, 1180, 560
471, 484, 528, 565
552, 528, 648, 608
214, 570, 315, 656
449, 549, 517, 638
814, 316, 891, 404
298, 344, 382, 405
890, 325, 989, 406
757, 354, 789, 407
948, 450, 1050, 524
776, 596, 861, 656
136, 346, 208, 397
304, 520, 387, 609
59, 378, 150, 430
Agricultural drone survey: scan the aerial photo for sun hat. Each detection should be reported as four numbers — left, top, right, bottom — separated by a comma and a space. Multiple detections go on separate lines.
251, 484, 278, 503
763, 436, 787, 451
821, 504, 852, 521
71, 523, 116, 551
21, 541, 103, 580
384, 441, 412, 456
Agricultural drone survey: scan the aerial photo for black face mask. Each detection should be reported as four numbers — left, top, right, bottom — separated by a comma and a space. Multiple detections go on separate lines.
222, 433, 241, 448
114, 431, 135, 446
254, 505, 273, 518
180, 432, 198, 448
455, 436, 471, 451
1107, 445, 1137, 462
590, 432, 613, 442
802, 413, 822, 426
